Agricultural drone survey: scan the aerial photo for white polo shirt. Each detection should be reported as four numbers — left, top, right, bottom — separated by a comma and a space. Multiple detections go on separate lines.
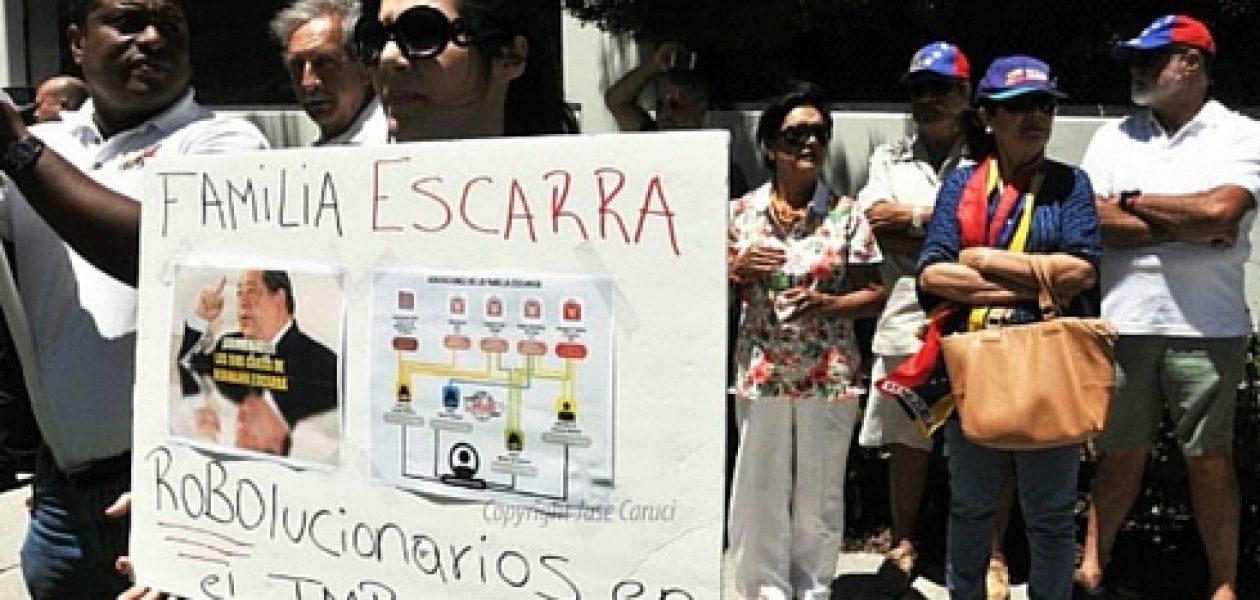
1081, 100, 1260, 338
857, 136, 966, 356
316, 96, 388, 147
0, 89, 270, 471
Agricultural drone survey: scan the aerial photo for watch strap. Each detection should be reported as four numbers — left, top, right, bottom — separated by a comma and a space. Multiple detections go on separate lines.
0, 135, 44, 174
1118, 189, 1141, 213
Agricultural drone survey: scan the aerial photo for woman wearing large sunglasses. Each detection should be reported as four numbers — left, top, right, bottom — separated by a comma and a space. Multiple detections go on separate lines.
727, 82, 885, 599
915, 56, 1101, 599
355, 0, 575, 141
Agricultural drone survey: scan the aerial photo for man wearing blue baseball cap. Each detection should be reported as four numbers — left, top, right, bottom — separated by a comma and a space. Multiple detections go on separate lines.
857, 41, 992, 596
1077, 14, 1260, 600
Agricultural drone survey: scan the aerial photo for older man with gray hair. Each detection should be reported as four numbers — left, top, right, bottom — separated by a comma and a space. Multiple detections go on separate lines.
271, 0, 387, 146
1076, 15, 1260, 600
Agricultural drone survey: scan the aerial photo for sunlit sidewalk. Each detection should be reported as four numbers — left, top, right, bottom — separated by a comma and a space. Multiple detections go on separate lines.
721, 551, 1031, 599
0, 476, 31, 600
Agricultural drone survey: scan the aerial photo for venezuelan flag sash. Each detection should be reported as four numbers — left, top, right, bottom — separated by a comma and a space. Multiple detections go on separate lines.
874, 156, 1042, 438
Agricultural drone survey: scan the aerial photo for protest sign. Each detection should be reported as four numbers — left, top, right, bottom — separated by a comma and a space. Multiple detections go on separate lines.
131, 131, 730, 599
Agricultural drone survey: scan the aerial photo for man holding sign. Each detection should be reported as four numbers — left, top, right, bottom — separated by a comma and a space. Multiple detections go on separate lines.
0, 0, 268, 596
125, 0, 723, 597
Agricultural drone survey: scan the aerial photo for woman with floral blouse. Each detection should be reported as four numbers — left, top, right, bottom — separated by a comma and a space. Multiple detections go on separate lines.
727, 82, 886, 600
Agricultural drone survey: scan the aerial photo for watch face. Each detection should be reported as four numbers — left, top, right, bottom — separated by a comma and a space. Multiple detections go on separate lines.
4, 136, 43, 172
11, 141, 36, 164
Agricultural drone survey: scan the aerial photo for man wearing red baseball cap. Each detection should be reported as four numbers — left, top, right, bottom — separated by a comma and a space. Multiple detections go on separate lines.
857, 41, 1003, 597
1078, 14, 1260, 600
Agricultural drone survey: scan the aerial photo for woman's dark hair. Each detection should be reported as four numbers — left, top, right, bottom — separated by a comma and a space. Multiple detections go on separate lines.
360, 0, 577, 136
755, 81, 832, 170
961, 106, 996, 159
461, 0, 577, 135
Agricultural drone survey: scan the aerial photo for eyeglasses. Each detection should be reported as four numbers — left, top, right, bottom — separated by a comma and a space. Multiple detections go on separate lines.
354, 5, 496, 65
907, 77, 958, 98
777, 123, 831, 146
996, 95, 1058, 114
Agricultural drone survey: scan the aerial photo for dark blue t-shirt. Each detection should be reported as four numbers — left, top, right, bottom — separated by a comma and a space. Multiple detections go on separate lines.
916, 160, 1103, 323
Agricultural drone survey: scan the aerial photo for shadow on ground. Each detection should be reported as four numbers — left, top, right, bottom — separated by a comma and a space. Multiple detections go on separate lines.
830, 572, 929, 600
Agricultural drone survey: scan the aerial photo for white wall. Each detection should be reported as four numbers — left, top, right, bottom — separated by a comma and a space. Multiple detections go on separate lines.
224, 107, 321, 149
0, 0, 60, 88
711, 110, 1108, 197
240, 1, 1260, 334
562, 13, 638, 135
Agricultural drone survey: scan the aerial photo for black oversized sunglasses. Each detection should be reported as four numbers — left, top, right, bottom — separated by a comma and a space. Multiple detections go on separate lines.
996, 94, 1058, 114
354, 5, 498, 65
778, 123, 831, 146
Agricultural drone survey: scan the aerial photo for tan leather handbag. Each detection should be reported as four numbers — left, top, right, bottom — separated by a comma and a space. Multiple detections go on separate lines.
942, 257, 1117, 450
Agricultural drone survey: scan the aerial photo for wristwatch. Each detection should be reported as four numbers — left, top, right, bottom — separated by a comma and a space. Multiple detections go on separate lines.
1117, 189, 1141, 213
0, 135, 44, 174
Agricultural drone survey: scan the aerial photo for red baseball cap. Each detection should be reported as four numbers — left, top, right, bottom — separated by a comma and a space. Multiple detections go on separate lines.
1113, 14, 1216, 58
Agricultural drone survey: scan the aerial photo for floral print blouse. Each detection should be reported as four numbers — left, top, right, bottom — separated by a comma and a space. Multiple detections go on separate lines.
730, 181, 882, 402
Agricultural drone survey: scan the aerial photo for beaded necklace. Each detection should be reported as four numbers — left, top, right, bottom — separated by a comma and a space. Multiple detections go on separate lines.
769, 190, 810, 232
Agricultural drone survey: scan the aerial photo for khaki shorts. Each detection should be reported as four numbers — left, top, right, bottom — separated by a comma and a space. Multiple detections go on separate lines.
858, 354, 934, 452
1095, 335, 1247, 457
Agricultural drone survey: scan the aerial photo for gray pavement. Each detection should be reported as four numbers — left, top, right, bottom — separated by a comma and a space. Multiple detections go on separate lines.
0, 477, 30, 600
723, 552, 1030, 599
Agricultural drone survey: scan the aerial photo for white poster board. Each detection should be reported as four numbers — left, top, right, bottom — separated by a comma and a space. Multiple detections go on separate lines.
131, 131, 729, 599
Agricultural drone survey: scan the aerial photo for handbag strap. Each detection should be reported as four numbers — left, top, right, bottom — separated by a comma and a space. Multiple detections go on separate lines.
1029, 256, 1065, 320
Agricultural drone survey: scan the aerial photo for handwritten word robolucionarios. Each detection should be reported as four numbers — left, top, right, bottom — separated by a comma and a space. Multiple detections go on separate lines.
146, 447, 697, 599
155, 162, 684, 256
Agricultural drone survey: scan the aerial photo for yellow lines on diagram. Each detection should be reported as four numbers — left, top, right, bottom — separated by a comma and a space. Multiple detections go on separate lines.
393, 348, 582, 453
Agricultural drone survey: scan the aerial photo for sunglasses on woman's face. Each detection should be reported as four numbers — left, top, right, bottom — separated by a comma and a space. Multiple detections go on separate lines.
996, 94, 1058, 114
777, 123, 831, 146
354, 5, 493, 65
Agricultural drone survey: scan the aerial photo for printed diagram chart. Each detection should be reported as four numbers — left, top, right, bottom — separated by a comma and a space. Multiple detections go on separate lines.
369, 270, 615, 504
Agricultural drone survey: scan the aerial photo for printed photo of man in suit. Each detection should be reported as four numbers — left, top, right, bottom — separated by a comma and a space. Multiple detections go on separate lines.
175, 269, 340, 464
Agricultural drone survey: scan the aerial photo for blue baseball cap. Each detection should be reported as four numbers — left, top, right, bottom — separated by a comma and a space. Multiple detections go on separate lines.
975, 55, 1066, 101
904, 42, 971, 80
1113, 14, 1216, 59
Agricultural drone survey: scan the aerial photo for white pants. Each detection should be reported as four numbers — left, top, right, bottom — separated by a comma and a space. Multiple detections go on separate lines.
728, 395, 858, 600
